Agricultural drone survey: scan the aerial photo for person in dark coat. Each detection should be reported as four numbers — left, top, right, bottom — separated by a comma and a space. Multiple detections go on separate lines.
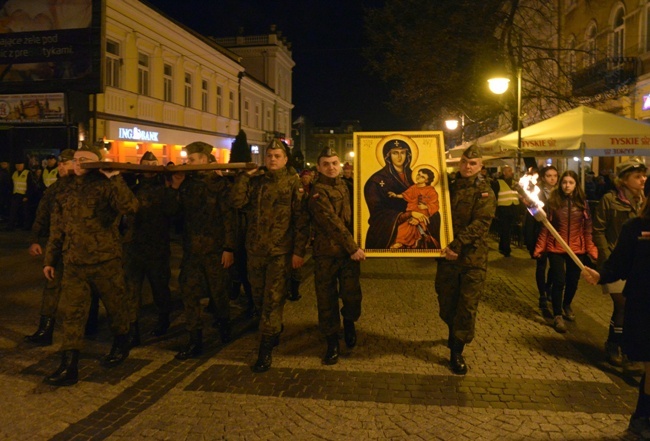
583, 198, 650, 437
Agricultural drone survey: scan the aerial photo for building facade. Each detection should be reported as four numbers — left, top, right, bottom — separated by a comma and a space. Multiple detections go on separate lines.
0, 0, 293, 166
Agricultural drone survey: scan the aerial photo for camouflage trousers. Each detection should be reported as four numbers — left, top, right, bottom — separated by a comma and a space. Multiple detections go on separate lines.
248, 254, 291, 336
124, 253, 172, 319
58, 258, 131, 351
40, 260, 63, 317
313, 256, 362, 336
434, 262, 486, 345
178, 253, 231, 331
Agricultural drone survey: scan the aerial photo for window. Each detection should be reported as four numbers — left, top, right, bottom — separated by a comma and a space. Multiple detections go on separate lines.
244, 100, 250, 126
216, 86, 222, 115
584, 24, 596, 67
255, 104, 260, 128
163, 64, 173, 103
228, 91, 234, 118
266, 109, 271, 130
184, 72, 192, 108
328, 139, 335, 148
137, 52, 150, 96
611, 7, 625, 60
201, 80, 208, 112
105, 40, 121, 88
565, 36, 576, 75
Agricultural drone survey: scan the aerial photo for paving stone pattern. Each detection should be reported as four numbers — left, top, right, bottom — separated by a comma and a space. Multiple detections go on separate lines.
0, 230, 643, 440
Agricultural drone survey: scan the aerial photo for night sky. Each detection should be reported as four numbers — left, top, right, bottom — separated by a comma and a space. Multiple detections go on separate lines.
144, 0, 410, 131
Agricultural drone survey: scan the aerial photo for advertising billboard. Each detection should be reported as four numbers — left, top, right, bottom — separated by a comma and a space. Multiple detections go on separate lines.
0, 0, 103, 93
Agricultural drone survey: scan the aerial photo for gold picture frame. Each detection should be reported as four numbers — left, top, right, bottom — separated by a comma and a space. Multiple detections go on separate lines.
354, 131, 454, 257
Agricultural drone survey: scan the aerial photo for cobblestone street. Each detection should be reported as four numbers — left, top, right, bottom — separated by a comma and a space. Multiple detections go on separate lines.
0, 229, 642, 440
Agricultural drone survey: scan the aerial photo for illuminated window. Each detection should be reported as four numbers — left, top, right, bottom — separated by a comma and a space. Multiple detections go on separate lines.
228, 91, 234, 118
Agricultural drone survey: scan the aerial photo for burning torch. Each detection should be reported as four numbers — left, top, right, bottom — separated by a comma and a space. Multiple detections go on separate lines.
515, 173, 586, 271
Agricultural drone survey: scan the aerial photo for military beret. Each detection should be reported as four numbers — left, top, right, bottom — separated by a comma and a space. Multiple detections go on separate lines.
59, 149, 76, 162
462, 144, 482, 159
299, 169, 312, 177
46, 154, 57, 160
616, 159, 647, 177
317, 146, 339, 161
140, 151, 157, 163
266, 138, 288, 154
184, 141, 213, 156
342, 162, 352, 170
78, 144, 103, 161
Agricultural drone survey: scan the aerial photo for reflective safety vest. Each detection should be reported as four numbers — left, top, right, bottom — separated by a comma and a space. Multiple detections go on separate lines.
43, 167, 58, 187
12, 170, 28, 195
497, 179, 519, 206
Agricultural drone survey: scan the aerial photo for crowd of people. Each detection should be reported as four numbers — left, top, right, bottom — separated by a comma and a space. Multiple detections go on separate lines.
0, 154, 61, 232
8, 140, 650, 437
490, 157, 650, 437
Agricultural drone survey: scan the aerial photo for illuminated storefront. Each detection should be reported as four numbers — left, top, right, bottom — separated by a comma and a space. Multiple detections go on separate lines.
100, 121, 231, 164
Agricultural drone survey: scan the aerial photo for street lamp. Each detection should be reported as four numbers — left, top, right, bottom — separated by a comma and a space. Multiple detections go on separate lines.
444, 114, 467, 144
488, 32, 523, 176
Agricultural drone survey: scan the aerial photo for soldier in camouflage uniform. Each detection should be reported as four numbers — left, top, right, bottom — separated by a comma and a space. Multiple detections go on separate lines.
43, 145, 139, 386
308, 148, 365, 365
122, 152, 179, 342
169, 141, 236, 360
25, 149, 76, 345
435, 144, 496, 375
231, 139, 310, 373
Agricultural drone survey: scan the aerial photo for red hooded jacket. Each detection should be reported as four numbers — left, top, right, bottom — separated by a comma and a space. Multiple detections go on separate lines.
534, 198, 598, 260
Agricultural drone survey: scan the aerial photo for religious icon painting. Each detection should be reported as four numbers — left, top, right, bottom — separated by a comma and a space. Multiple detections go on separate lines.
354, 131, 453, 257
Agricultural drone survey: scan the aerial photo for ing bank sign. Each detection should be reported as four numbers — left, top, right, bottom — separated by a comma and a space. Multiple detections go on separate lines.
118, 126, 159, 142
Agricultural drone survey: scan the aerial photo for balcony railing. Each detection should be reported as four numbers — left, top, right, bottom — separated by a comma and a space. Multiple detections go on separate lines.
571, 57, 638, 96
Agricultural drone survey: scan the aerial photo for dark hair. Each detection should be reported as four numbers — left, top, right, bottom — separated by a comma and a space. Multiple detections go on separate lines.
539, 165, 558, 179
419, 168, 435, 185
547, 170, 586, 211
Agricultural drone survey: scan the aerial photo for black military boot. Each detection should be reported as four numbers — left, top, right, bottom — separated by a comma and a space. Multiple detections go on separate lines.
151, 313, 170, 337
101, 334, 131, 367
343, 319, 357, 348
450, 339, 468, 375
44, 350, 79, 387
126, 321, 140, 348
175, 329, 203, 360
213, 319, 232, 344
251, 335, 275, 373
323, 334, 340, 365
25, 315, 55, 345
288, 279, 302, 301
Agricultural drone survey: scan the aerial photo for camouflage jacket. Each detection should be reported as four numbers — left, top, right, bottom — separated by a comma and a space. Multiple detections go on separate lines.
122, 175, 179, 258
175, 172, 236, 256
308, 175, 359, 257
45, 172, 139, 266
230, 167, 309, 258
30, 176, 71, 244
444, 172, 496, 269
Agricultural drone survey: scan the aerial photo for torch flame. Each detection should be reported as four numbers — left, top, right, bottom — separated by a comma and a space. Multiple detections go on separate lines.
518, 172, 543, 209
